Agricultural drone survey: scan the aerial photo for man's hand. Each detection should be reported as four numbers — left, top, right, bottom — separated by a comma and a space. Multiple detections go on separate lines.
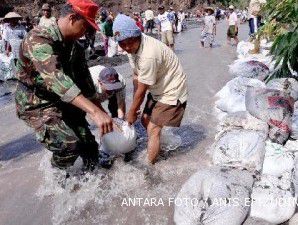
71, 94, 113, 137
126, 110, 138, 125
90, 110, 113, 137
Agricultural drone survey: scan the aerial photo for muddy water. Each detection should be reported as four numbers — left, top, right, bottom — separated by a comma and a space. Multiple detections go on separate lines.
0, 21, 249, 225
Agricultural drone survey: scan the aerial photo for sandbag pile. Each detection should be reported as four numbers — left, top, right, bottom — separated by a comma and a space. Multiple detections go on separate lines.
175, 39, 298, 224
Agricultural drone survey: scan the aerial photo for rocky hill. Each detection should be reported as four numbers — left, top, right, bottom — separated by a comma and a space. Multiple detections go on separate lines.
0, 0, 207, 17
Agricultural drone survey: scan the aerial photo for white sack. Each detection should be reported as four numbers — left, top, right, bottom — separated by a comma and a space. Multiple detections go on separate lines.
107, 37, 118, 58
174, 166, 254, 225
215, 77, 266, 113
291, 101, 298, 140
284, 139, 298, 152
262, 141, 295, 177
212, 129, 266, 172
229, 59, 269, 80
237, 41, 254, 59
217, 111, 268, 137
250, 174, 296, 224
102, 119, 137, 154
267, 78, 298, 101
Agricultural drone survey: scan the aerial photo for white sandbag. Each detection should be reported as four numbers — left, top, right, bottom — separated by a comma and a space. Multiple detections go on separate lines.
217, 111, 268, 137
267, 78, 298, 101
102, 118, 137, 155
250, 174, 296, 224
174, 166, 254, 225
262, 141, 295, 177
289, 213, 298, 225
237, 41, 254, 59
213, 129, 266, 172
246, 87, 294, 144
215, 77, 266, 113
107, 37, 118, 58
284, 139, 298, 152
291, 101, 298, 140
229, 59, 269, 80
0, 53, 15, 80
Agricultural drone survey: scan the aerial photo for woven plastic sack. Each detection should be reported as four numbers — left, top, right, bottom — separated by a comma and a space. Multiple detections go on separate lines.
246, 87, 294, 144
215, 77, 265, 113
250, 173, 295, 224
262, 141, 295, 177
101, 118, 137, 155
213, 129, 266, 172
267, 78, 298, 101
236, 41, 254, 59
174, 166, 254, 225
229, 59, 269, 80
217, 111, 268, 138
291, 101, 298, 140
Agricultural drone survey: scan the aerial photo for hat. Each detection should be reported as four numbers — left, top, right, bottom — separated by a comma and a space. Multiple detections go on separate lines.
158, 5, 165, 10
67, 0, 100, 30
205, 7, 214, 14
4, 12, 22, 19
42, 3, 51, 10
229, 5, 235, 10
98, 67, 123, 91
112, 14, 141, 42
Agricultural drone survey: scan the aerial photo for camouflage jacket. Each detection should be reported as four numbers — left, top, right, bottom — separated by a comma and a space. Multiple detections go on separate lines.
15, 22, 96, 124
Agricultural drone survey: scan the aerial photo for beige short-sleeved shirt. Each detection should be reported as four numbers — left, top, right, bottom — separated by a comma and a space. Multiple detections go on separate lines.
128, 34, 187, 105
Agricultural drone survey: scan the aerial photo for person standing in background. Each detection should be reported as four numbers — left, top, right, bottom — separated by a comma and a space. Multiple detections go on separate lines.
226, 5, 239, 46
3, 12, 27, 65
39, 3, 56, 28
157, 5, 174, 50
144, 6, 155, 34
201, 7, 216, 48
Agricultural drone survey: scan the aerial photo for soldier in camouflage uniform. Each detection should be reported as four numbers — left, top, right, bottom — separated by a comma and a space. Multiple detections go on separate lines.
15, 0, 113, 170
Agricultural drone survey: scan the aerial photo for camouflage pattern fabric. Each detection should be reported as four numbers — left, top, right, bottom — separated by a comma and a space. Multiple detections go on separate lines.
15, 22, 99, 169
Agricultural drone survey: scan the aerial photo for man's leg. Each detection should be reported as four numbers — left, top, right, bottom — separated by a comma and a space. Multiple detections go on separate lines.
147, 121, 162, 164
108, 94, 118, 118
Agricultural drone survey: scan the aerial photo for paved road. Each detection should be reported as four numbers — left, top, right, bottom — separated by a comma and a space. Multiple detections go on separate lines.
0, 21, 262, 225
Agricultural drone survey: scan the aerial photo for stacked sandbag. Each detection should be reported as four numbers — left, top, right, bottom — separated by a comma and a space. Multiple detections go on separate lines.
215, 77, 266, 114
217, 111, 269, 137
291, 101, 298, 140
250, 173, 296, 224
237, 41, 255, 59
212, 129, 267, 172
229, 59, 269, 80
246, 87, 294, 144
174, 166, 254, 225
267, 78, 298, 101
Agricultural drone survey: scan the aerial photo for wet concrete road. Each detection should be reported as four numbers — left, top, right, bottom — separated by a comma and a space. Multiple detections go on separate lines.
0, 21, 261, 225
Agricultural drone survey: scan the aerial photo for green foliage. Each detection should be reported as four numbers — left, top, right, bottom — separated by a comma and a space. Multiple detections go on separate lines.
260, 0, 298, 81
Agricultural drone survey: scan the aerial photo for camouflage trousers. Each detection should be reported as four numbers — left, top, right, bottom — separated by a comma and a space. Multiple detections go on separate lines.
21, 108, 99, 169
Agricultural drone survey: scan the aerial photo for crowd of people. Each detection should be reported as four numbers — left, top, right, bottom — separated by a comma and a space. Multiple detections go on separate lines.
0, 0, 264, 172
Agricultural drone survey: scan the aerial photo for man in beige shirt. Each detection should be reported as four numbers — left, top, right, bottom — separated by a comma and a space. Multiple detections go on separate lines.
113, 14, 187, 164
39, 3, 56, 28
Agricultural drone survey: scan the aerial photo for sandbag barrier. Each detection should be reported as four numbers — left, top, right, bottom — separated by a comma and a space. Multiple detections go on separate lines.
174, 40, 298, 225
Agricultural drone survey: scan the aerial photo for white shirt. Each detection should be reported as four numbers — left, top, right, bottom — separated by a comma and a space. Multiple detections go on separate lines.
203, 15, 216, 34
228, 12, 238, 26
3, 24, 27, 59
157, 12, 173, 32
144, 9, 154, 21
